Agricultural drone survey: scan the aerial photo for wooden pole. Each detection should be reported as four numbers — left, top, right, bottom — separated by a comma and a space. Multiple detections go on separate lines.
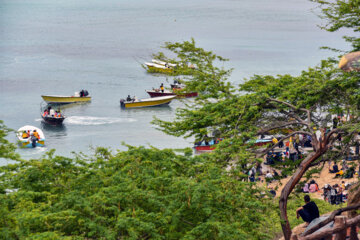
350, 225, 359, 240
334, 216, 346, 240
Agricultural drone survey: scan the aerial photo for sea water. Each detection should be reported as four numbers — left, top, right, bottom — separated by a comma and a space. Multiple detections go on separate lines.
0, 0, 350, 162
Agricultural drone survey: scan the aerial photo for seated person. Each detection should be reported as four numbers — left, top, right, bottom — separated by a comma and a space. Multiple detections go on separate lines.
21, 131, 29, 139
344, 167, 355, 179
268, 187, 276, 197
329, 163, 339, 173
309, 182, 318, 193
303, 183, 309, 193
126, 95, 132, 101
296, 195, 320, 224
265, 171, 273, 182
335, 170, 344, 178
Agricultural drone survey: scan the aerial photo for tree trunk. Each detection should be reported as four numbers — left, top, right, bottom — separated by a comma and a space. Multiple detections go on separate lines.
279, 151, 322, 240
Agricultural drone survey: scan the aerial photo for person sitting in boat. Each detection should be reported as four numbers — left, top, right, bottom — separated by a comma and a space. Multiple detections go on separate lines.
22, 131, 29, 139
43, 109, 48, 117
56, 111, 62, 118
126, 95, 132, 102
80, 90, 85, 97
32, 130, 40, 140
160, 83, 164, 93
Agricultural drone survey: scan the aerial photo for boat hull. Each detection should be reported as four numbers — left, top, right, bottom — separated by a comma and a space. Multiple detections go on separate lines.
146, 90, 198, 98
120, 96, 175, 108
41, 115, 65, 125
41, 95, 91, 104
146, 65, 173, 74
194, 145, 216, 152
19, 139, 45, 148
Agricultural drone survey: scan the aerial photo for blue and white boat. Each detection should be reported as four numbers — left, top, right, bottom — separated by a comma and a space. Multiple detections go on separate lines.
17, 125, 45, 148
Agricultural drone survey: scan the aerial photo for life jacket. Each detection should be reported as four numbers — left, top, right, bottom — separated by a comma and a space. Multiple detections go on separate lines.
33, 131, 40, 139
22, 133, 29, 138
160, 86, 164, 91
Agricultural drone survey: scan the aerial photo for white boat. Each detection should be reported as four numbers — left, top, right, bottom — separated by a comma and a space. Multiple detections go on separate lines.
16, 125, 45, 148
144, 62, 170, 69
151, 59, 177, 67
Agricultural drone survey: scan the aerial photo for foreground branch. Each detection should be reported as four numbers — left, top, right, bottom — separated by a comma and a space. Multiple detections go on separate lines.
302, 203, 360, 236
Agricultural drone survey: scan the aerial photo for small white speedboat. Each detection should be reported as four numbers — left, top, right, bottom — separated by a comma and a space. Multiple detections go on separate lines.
17, 125, 45, 148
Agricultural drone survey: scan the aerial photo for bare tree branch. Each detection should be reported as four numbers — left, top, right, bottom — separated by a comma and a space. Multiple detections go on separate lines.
257, 121, 309, 135
268, 98, 309, 113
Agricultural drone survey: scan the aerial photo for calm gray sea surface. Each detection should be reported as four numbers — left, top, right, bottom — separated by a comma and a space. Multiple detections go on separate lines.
0, 0, 350, 162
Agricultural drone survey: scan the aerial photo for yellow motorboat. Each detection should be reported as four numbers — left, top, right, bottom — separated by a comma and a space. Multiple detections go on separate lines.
120, 95, 176, 108
144, 62, 173, 74
42, 90, 91, 104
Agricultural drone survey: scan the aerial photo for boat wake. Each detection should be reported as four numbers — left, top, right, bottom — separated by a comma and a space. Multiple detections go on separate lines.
65, 116, 136, 125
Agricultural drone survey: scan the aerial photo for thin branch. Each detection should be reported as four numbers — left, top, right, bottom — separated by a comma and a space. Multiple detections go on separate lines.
257, 121, 309, 135
268, 98, 309, 113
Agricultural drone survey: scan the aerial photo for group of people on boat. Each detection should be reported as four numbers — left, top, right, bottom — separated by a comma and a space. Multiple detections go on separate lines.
126, 95, 138, 102
21, 129, 40, 140
43, 106, 63, 118
79, 89, 89, 97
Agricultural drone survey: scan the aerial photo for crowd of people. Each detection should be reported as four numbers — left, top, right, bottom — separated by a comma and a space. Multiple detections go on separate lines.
43, 107, 63, 118
329, 160, 356, 179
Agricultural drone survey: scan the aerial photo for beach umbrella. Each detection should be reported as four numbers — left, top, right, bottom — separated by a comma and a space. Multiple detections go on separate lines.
339, 51, 360, 71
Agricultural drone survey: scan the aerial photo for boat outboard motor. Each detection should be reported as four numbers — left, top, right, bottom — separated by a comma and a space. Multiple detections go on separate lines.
120, 99, 125, 108
31, 135, 37, 148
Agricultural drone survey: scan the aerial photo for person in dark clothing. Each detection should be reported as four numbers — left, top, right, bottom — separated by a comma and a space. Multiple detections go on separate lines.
333, 116, 338, 129
329, 164, 339, 173
126, 95, 132, 101
296, 195, 320, 223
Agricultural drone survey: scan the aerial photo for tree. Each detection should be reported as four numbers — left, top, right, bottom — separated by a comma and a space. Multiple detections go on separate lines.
311, 0, 360, 51
0, 146, 277, 239
0, 120, 19, 161
151, 40, 360, 239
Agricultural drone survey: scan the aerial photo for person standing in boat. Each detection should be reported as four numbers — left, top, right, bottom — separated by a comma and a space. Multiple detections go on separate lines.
49, 107, 55, 117
33, 130, 40, 140
160, 83, 164, 93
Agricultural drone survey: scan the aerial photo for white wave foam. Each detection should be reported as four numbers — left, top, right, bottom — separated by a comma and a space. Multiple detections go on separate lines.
65, 116, 136, 125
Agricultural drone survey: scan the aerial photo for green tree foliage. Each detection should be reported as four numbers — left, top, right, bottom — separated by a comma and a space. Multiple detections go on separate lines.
0, 120, 19, 161
311, 0, 360, 51
1, 146, 278, 239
